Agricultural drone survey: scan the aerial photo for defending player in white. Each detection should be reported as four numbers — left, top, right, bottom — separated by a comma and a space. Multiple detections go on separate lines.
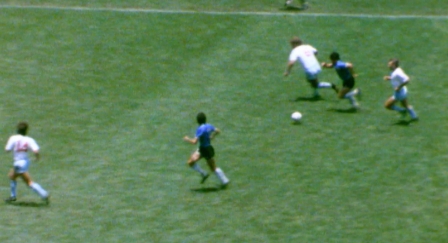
284, 36, 337, 99
383, 59, 418, 121
5, 122, 50, 204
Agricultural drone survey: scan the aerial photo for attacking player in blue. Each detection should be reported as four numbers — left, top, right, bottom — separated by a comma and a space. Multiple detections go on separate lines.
183, 112, 230, 188
322, 52, 361, 109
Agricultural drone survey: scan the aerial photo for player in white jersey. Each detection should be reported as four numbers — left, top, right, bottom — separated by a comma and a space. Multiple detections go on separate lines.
284, 37, 337, 98
5, 122, 50, 204
383, 59, 418, 121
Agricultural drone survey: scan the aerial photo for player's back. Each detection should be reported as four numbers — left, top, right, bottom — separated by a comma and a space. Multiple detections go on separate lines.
5, 135, 39, 161
289, 45, 321, 73
196, 124, 215, 148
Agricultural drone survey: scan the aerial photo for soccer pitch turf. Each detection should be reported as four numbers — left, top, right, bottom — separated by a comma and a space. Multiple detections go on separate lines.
0, 1, 447, 242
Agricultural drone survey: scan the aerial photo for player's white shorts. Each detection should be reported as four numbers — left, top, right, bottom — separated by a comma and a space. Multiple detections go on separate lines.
13, 159, 30, 174
305, 70, 320, 81
392, 87, 407, 101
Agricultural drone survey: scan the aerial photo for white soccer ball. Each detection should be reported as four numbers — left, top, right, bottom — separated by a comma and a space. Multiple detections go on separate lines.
291, 111, 302, 121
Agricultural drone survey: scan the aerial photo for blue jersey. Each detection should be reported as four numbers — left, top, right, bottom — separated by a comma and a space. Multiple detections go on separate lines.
195, 124, 215, 148
334, 60, 353, 81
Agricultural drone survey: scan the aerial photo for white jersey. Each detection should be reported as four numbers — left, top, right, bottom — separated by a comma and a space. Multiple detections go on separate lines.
289, 44, 321, 74
5, 135, 39, 162
390, 67, 409, 90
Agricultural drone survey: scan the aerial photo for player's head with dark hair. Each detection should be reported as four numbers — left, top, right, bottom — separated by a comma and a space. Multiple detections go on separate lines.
290, 37, 302, 47
330, 52, 340, 61
196, 112, 206, 125
388, 58, 400, 70
389, 58, 399, 67
17, 122, 29, 135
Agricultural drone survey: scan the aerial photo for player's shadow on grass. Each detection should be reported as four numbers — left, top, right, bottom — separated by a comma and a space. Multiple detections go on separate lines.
291, 96, 323, 102
328, 107, 359, 113
6, 201, 49, 207
392, 120, 411, 126
280, 5, 309, 11
190, 186, 225, 193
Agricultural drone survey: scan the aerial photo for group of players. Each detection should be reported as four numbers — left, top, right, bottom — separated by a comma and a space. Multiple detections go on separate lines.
284, 36, 418, 121
4, 35, 419, 203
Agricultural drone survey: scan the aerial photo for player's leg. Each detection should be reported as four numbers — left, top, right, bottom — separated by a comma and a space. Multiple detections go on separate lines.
340, 78, 359, 108
400, 99, 418, 120
307, 77, 334, 97
20, 172, 49, 200
6, 169, 19, 202
206, 158, 230, 186
339, 87, 358, 108
187, 150, 208, 182
385, 96, 407, 118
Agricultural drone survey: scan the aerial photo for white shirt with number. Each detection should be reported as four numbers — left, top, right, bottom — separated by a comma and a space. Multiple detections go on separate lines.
289, 44, 321, 74
5, 135, 39, 162
390, 67, 409, 90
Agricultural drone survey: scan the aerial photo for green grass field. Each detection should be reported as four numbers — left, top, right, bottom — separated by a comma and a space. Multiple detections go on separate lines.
0, 1, 447, 242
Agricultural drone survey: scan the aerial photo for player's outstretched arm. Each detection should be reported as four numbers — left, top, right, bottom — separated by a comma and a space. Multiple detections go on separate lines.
284, 61, 295, 76
321, 62, 333, 68
183, 136, 198, 145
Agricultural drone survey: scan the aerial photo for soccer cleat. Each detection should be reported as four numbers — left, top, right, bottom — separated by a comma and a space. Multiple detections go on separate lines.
5, 197, 16, 203
410, 117, 419, 122
43, 195, 50, 205
200, 174, 210, 184
399, 110, 407, 119
221, 181, 230, 189
331, 83, 339, 93
356, 88, 362, 100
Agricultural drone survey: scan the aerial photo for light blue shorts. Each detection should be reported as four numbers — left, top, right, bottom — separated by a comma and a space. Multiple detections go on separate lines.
392, 88, 407, 101
13, 159, 30, 174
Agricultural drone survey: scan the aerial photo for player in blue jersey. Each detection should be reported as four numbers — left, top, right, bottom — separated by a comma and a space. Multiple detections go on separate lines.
322, 52, 361, 109
183, 112, 230, 187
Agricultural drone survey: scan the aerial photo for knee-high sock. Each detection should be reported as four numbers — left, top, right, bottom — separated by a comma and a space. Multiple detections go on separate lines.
10, 180, 17, 198
214, 168, 229, 185
191, 163, 207, 177
29, 182, 49, 198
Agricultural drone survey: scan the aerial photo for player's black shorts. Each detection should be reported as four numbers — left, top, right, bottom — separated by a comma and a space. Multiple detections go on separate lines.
199, 146, 215, 160
342, 77, 355, 89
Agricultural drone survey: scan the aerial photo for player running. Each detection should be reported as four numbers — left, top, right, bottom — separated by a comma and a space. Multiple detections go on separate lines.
383, 58, 418, 121
183, 112, 230, 188
5, 122, 50, 204
284, 36, 337, 99
321, 52, 361, 109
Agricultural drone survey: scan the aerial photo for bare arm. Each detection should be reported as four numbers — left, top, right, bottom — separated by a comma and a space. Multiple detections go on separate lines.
284, 61, 295, 77
183, 136, 198, 145
210, 128, 221, 140
346, 62, 357, 77
321, 62, 334, 68
33, 150, 40, 162
395, 79, 410, 91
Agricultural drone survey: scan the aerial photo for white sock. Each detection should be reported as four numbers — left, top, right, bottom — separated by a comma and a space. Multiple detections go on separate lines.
407, 106, 418, 119
214, 168, 229, 185
191, 163, 207, 177
10, 180, 17, 198
344, 92, 357, 106
317, 82, 332, 88
345, 89, 358, 97
29, 182, 49, 198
